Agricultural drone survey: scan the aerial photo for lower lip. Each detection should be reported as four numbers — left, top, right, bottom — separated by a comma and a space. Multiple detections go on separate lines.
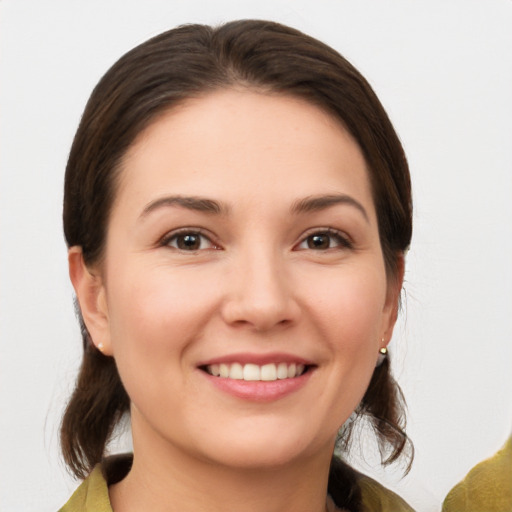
201, 370, 313, 402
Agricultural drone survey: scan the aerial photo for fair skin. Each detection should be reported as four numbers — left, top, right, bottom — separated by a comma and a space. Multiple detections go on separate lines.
69, 89, 402, 512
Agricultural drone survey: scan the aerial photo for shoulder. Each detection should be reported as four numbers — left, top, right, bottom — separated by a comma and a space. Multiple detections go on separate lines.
357, 474, 415, 512
58, 455, 132, 512
58, 465, 112, 512
328, 456, 414, 512
442, 436, 512, 512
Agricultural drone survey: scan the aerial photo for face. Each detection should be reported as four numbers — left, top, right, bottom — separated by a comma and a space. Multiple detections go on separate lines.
73, 90, 400, 470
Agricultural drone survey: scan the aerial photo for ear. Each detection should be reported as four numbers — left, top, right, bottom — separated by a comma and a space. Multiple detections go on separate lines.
380, 253, 405, 348
68, 246, 112, 355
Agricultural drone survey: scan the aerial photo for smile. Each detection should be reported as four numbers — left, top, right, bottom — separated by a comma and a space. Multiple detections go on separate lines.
205, 362, 307, 381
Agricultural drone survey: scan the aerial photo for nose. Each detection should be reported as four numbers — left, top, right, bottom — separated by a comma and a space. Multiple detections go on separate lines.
220, 247, 300, 332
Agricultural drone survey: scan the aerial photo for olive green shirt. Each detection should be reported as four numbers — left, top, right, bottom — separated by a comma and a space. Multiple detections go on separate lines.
60, 457, 414, 512
442, 436, 512, 512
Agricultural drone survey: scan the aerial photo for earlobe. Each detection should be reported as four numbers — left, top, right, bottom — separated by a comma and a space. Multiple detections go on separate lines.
68, 247, 113, 355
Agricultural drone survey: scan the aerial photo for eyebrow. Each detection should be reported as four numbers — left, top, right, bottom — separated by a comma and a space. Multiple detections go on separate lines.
140, 195, 226, 218
139, 193, 369, 222
291, 194, 369, 222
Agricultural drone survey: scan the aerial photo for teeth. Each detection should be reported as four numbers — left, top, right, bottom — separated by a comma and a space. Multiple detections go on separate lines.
206, 362, 307, 381
243, 364, 260, 381
229, 362, 243, 380
219, 364, 229, 378
261, 363, 277, 381
277, 362, 288, 379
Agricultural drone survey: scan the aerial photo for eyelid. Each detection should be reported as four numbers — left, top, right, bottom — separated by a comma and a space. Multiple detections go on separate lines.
294, 227, 353, 250
159, 227, 221, 250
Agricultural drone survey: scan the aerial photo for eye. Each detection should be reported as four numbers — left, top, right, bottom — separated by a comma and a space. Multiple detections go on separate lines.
162, 230, 218, 251
296, 229, 352, 251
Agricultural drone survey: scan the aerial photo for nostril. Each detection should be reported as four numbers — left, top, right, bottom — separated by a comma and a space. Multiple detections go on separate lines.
222, 306, 297, 332
220, 265, 300, 330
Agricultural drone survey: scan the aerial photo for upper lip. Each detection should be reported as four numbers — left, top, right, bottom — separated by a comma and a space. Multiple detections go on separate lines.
197, 352, 315, 367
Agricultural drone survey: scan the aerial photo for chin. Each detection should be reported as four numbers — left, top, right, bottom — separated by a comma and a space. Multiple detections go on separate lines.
196, 428, 332, 470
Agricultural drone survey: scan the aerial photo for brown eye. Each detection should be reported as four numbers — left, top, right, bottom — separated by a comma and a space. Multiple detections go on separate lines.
297, 230, 352, 251
177, 233, 201, 250
307, 233, 330, 249
164, 231, 215, 251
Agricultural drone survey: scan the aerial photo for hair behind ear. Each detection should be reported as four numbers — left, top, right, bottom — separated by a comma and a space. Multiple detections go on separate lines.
337, 357, 413, 472
364, 358, 411, 467
60, 336, 129, 479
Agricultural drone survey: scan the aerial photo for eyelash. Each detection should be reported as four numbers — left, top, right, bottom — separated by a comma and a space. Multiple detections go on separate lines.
159, 228, 219, 251
295, 228, 353, 251
159, 227, 353, 252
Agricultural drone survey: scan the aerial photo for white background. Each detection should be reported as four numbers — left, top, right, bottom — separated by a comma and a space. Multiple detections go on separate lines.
1, 1, 511, 511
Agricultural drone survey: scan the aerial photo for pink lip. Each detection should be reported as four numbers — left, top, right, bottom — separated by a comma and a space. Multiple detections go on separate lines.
197, 352, 314, 367
201, 369, 313, 402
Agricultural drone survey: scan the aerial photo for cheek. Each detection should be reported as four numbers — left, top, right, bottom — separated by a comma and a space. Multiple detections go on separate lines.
103, 264, 221, 421
313, 274, 386, 415
105, 263, 218, 366
308, 265, 387, 347
306, 264, 387, 402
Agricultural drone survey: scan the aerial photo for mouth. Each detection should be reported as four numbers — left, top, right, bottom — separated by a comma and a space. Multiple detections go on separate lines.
200, 362, 310, 382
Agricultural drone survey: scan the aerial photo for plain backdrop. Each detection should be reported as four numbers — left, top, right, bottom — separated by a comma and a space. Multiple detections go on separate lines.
1, 1, 511, 511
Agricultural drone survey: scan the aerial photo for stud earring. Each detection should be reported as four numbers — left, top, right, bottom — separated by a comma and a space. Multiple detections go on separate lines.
376, 340, 388, 367
97, 342, 105, 353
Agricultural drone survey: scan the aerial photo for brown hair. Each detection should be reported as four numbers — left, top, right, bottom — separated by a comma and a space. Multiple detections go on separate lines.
62, 19, 413, 483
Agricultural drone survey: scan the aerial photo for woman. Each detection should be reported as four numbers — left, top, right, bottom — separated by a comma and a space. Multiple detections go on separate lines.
59, 20, 413, 512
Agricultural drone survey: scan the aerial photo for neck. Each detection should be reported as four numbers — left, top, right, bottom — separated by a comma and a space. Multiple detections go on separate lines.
109, 421, 334, 512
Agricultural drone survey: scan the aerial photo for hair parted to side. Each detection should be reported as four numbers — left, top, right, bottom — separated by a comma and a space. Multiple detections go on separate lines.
62, 19, 413, 480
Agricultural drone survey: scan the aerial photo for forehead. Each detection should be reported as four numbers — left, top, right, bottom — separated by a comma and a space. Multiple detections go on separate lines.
115, 89, 374, 215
